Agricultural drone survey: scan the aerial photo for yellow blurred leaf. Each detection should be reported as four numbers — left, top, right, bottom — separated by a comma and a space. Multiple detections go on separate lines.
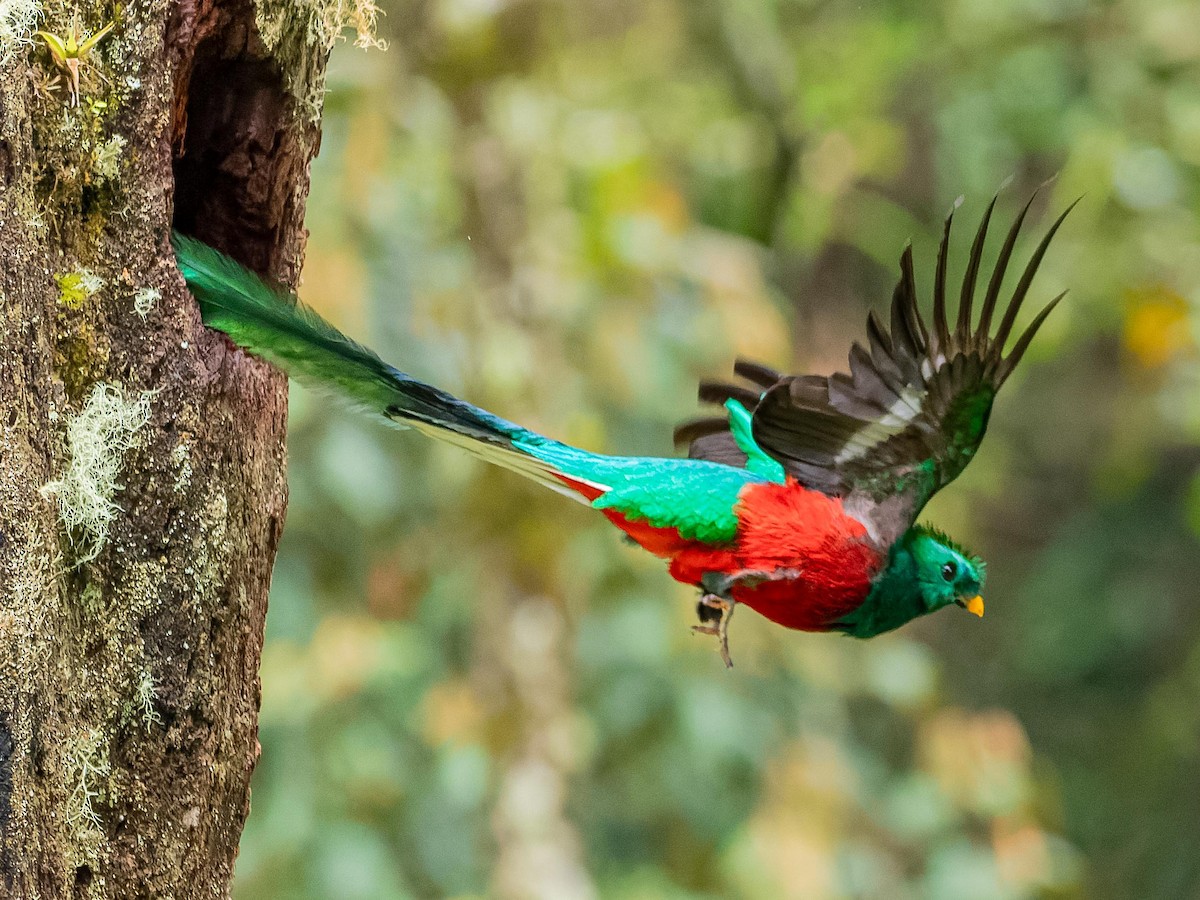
421, 678, 486, 746
641, 180, 689, 233
310, 614, 384, 701
1124, 285, 1194, 369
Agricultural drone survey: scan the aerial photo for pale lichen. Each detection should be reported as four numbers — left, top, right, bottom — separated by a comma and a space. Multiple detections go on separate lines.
171, 439, 192, 491
55, 268, 104, 308
79, 581, 103, 612
40, 383, 153, 563
133, 670, 162, 732
0, 0, 40, 65
255, 0, 385, 121
66, 728, 111, 830
256, 0, 384, 54
184, 488, 228, 591
133, 285, 160, 319
92, 133, 126, 182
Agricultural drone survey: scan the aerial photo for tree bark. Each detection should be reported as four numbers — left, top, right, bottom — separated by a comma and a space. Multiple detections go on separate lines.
0, 0, 341, 893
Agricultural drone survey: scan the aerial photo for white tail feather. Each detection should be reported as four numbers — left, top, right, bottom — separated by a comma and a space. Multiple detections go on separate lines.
406, 420, 607, 503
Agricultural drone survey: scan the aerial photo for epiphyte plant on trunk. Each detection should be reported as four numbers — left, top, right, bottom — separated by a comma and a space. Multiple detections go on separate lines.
35, 7, 114, 107
174, 191, 1072, 667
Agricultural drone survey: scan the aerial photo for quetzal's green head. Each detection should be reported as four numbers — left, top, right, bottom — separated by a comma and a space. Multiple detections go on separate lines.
906, 526, 986, 618
831, 525, 986, 639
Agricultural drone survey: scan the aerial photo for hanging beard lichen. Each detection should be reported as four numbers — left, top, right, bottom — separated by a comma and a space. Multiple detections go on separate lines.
41, 382, 152, 563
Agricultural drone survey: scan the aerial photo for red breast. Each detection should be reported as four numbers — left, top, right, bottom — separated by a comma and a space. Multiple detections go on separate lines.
670, 480, 883, 631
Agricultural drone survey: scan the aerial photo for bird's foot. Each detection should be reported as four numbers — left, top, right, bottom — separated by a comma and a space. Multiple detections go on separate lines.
691, 593, 736, 669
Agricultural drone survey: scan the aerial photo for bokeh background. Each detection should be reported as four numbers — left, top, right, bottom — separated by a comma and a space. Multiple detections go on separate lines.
231, 1, 1200, 897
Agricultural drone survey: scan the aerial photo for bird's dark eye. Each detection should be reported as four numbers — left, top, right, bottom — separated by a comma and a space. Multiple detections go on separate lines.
941, 562, 957, 582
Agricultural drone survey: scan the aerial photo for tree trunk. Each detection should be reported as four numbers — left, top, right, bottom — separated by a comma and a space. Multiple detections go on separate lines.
0, 0, 352, 893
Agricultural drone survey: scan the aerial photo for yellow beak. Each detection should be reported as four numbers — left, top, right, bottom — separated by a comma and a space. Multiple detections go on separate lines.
964, 595, 985, 617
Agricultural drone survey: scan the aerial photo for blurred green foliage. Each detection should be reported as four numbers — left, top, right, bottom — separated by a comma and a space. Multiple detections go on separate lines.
232, 1, 1200, 897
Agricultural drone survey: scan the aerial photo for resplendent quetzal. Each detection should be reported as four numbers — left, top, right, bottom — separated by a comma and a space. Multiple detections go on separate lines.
175, 193, 1070, 666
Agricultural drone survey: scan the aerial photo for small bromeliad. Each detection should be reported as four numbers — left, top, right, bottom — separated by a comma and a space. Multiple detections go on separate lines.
175, 192, 1071, 667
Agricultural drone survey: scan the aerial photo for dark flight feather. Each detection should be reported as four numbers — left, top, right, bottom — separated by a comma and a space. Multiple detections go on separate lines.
679, 193, 1074, 546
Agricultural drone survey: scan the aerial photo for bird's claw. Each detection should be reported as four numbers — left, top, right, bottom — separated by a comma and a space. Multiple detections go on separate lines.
691, 593, 736, 668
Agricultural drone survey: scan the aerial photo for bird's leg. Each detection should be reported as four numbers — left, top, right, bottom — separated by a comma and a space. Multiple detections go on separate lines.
691, 593, 737, 669
690, 570, 787, 667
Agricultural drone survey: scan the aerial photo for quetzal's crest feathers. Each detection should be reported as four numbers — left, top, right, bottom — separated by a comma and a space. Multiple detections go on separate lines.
678, 190, 1074, 546
910, 523, 986, 574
